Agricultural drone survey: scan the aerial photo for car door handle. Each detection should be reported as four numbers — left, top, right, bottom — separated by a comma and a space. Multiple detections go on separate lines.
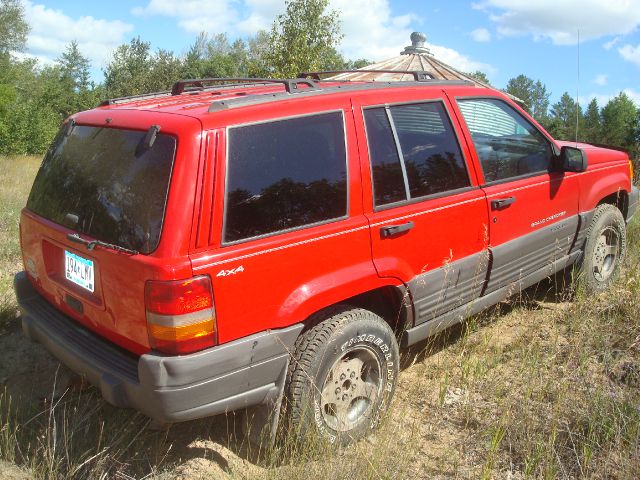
380, 221, 414, 238
491, 196, 516, 210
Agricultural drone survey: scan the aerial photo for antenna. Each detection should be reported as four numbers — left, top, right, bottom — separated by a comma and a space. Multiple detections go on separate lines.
575, 29, 580, 145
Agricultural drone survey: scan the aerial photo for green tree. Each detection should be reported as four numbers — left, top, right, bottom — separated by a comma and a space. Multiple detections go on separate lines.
0, 0, 28, 55
466, 70, 490, 85
582, 98, 602, 144
505, 74, 550, 124
56, 41, 98, 116
103, 37, 153, 97
148, 49, 182, 91
344, 58, 371, 70
547, 92, 583, 141
265, 0, 344, 77
600, 92, 638, 155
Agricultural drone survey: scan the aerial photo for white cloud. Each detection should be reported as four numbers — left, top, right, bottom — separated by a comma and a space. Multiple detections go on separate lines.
470, 27, 491, 42
236, 0, 282, 34
329, 0, 493, 72
131, 0, 492, 72
604, 36, 621, 50
23, 1, 133, 67
619, 43, 640, 67
329, 0, 419, 60
428, 44, 495, 74
475, 0, 640, 45
579, 89, 640, 107
593, 74, 608, 86
132, 0, 239, 34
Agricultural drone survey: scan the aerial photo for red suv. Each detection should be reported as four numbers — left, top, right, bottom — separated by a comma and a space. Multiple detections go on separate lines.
14, 74, 638, 445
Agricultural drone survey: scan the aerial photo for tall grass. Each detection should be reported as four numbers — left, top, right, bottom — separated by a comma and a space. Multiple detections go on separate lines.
1, 154, 639, 478
0, 155, 41, 331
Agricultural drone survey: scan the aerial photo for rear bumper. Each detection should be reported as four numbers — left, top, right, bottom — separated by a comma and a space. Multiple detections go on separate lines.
627, 186, 639, 224
14, 271, 302, 423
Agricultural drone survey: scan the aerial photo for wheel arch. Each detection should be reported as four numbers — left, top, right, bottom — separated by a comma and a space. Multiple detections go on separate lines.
293, 284, 413, 339
597, 190, 629, 219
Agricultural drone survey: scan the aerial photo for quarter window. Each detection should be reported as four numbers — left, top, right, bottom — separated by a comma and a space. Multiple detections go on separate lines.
457, 98, 553, 182
363, 108, 407, 206
224, 112, 347, 243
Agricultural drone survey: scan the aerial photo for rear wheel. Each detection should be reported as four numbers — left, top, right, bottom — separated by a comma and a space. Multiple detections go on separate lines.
285, 307, 399, 446
580, 204, 627, 292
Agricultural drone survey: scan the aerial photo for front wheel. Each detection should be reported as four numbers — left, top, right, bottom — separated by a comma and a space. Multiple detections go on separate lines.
285, 307, 399, 446
579, 204, 627, 292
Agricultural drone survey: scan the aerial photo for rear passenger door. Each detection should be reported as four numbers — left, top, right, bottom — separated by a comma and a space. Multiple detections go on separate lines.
453, 96, 580, 293
354, 95, 489, 325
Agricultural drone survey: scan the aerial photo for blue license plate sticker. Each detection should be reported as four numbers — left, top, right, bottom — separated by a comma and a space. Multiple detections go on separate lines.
64, 250, 94, 292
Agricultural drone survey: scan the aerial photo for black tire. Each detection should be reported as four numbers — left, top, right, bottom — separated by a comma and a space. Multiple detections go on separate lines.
580, 204, 627, 292
285, 306, 399, 446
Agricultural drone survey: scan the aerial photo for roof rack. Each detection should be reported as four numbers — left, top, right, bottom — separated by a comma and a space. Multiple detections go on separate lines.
298, 70, 436, 82
99, 90, 171, 106
171, 77, 320, 95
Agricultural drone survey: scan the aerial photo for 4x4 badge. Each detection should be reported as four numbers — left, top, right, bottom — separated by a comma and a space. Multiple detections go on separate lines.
216, 266, 245, 277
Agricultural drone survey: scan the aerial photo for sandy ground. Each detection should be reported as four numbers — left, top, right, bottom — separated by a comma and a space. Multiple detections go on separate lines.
0, 282, 580, 479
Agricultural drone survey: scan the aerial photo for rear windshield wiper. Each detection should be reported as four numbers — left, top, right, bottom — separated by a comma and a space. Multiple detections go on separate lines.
67, 233, 139, 255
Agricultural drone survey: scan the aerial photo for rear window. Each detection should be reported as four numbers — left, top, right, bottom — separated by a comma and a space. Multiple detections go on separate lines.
27, 125, 176, 254
224, 112, 347, 243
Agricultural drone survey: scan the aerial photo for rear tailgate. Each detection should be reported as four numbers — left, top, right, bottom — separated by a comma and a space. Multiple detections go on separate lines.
20, 110, 202, 355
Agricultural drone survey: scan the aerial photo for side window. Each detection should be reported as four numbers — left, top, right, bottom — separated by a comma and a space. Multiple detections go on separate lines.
390, 103, 470, 198
364, 101, 470, 208
457, 98, 553, 183
224, 112, 347, 243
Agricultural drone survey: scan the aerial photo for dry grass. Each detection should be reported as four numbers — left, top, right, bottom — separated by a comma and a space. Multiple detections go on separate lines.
1, 154, 639, 479
0, 156, 41, 332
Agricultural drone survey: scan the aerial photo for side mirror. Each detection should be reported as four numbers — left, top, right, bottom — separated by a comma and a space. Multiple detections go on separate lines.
560, 145, 588, 172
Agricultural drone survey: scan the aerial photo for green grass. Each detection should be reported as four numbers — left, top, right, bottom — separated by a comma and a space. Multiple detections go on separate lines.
0, 154, 639, 478
0, 156, 41, 332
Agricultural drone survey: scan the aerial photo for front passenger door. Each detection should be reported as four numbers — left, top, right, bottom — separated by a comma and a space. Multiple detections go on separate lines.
355, 98, 490, 326
455, 97, 580, 293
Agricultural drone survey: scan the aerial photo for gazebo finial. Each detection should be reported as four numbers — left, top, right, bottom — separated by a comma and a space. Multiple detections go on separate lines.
402, 31, 431, 56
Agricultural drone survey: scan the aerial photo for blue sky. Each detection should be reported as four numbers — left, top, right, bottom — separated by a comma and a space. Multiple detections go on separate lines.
18, 0, 640, 107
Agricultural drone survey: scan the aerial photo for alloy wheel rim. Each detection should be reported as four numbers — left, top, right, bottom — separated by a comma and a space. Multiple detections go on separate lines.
592, 225, 620, 282
320, 346, 383, 432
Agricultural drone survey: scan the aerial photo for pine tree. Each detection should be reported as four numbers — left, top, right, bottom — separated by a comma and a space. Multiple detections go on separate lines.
582, 98, 602, 144
547, 92, 583, 141
505, 75, 550, 124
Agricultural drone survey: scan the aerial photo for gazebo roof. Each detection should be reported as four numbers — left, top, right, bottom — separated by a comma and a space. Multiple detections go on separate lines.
328, 32, 521, 103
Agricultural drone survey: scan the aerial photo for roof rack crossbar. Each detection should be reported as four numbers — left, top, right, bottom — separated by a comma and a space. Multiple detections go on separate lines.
171, 77, 320, 96
298, 70, 436, 82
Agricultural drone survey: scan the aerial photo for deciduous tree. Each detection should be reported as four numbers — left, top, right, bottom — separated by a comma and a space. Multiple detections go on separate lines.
265, 0, 344, 78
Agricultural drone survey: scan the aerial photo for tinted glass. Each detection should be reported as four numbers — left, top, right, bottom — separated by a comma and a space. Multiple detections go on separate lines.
363, 108, 407, 206
390, 102, 469, 197
225, 112, 347, 243
27, 125, 176, 254
457, 98, 552, 182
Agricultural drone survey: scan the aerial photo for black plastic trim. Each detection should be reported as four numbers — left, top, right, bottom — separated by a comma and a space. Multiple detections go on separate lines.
402, 250, 581, 347
15, 272, 303, 423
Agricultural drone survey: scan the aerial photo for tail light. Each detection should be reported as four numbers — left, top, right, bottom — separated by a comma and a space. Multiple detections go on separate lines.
630, 160, 634, 183
144, 275, 216, 355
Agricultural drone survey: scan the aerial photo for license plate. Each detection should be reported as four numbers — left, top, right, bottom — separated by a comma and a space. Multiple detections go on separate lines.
65, 250, 94, 292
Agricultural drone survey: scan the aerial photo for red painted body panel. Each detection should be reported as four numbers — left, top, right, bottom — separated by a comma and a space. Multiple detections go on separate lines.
19, 81, 634, 358
20, 110, 203, 354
